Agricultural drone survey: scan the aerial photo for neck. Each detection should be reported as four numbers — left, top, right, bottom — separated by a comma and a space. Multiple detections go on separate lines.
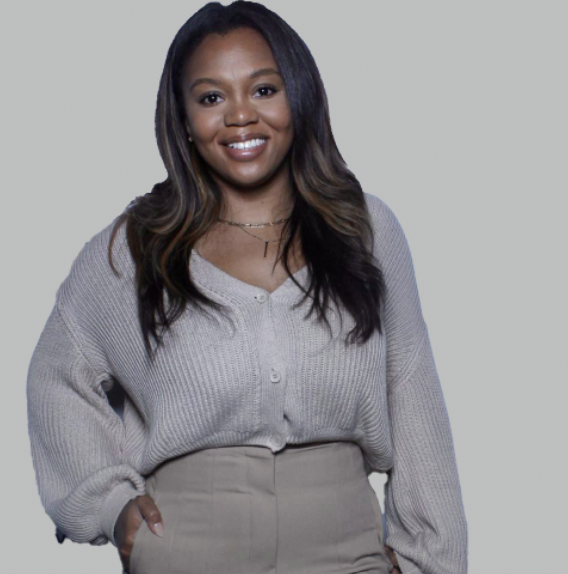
214, 169, 295, 223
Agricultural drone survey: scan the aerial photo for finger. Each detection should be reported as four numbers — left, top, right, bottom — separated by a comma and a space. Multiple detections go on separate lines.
136, 495, 164, 537
119, 500, 143, 553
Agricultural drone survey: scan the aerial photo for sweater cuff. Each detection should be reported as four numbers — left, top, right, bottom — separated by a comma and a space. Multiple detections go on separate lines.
100, 481, 145, 547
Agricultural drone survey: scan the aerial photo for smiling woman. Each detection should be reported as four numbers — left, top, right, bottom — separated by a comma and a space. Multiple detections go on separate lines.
26, 2, 468, 574
180, 29, 294, 198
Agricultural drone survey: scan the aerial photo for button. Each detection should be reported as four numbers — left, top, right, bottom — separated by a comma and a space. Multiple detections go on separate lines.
269, 368, 281, 383
255, 292, 267, 303
271, 434, 285, 449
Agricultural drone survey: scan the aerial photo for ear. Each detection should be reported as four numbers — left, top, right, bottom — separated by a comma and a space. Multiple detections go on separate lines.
184, 119, 192, 139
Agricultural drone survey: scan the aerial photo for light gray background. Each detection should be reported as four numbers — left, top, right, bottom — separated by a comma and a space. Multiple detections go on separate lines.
3, 1, 566, 572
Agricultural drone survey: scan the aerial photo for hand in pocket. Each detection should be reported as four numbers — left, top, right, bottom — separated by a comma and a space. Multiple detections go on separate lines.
115, 494, 164, 573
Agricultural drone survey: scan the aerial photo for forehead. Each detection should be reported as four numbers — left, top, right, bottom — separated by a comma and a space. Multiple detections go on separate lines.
182, 28, 277, 81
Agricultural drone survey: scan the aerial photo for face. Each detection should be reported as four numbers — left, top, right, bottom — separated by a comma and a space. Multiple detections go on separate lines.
180, 28, 294, 189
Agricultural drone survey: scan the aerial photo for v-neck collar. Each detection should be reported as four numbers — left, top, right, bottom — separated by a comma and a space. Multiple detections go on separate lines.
190, 248, 309, 299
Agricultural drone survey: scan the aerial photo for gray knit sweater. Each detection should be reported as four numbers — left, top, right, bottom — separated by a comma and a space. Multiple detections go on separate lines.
26, 191, 468, 574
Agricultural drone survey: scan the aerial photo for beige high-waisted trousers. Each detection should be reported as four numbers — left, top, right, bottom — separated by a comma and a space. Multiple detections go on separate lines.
126, 440, 393, 574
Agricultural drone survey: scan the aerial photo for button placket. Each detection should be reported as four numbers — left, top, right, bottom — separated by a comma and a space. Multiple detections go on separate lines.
256, 292, 288, 451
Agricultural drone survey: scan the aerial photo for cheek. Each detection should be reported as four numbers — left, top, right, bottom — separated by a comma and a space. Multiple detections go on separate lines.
193, 113, 221, 141
185, 101, 221, 141
263, 100, 293, 132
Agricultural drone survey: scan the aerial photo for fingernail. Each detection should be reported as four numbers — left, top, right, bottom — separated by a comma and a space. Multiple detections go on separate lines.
153, 522, 164, 537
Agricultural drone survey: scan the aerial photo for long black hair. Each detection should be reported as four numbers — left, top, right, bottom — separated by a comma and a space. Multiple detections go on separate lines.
107, 0, 386, 360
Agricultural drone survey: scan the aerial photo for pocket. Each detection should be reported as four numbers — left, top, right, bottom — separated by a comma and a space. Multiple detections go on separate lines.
128, 518, 148, 574
365, 480, 394, 573
366, 479, 385, 547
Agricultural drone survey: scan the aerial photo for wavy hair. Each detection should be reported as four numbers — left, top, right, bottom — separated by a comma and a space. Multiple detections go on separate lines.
107, 0, 386, 360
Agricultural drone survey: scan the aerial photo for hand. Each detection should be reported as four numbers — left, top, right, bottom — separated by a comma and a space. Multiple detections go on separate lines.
115, 494, 164, 573
385, 544, 402, 573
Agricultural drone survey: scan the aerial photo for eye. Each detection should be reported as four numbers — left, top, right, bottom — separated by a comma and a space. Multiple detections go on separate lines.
255, 84, 278, 98
197, 85, 279, 107
198, 92, 224, 106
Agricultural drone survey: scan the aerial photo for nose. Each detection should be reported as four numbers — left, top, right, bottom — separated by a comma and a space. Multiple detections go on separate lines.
224, 95, 258, 126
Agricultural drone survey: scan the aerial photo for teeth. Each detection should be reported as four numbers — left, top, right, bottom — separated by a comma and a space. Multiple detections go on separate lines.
227, 138, 266, 150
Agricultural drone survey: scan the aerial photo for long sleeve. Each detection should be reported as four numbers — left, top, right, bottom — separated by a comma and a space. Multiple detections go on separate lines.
26, 302, 146, 547
384, 331, 468, 574
368, 194, 468, 574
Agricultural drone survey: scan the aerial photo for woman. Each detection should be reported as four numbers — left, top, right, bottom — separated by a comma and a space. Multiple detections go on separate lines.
26, 2, 468, 573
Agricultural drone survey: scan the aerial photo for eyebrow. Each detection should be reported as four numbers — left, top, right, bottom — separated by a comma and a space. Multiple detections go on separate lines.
189, 67, 281, 92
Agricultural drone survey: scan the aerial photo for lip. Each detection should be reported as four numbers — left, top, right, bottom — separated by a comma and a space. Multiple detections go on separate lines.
221, 136, 269, 162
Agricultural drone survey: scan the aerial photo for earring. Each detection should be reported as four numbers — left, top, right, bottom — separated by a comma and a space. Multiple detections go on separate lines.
188, 134, 193, 142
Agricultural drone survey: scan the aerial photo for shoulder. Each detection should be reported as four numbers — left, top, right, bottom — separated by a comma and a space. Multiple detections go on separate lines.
362, 191, 411, 257
55, 214, 135, 315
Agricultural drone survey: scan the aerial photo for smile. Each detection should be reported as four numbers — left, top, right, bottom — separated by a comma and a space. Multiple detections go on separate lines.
227, 138, 266, 150
222, 138, 268, 162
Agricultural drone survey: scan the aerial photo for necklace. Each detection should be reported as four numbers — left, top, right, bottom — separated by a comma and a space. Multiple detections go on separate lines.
217, 215, 291, 259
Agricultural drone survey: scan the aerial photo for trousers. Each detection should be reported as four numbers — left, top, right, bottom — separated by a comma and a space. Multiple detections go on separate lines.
126, 440, 393, 574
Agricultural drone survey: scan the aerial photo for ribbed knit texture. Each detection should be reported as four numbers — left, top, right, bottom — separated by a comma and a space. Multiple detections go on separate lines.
26, 191, 467, 573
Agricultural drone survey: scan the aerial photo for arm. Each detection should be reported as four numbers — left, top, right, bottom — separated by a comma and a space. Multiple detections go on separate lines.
367, 194, 468, 574
384, 329, 468, 574
26, 302, 146, 547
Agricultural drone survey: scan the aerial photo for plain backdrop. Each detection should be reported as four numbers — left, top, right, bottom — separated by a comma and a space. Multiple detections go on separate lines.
3, 1, 566, 572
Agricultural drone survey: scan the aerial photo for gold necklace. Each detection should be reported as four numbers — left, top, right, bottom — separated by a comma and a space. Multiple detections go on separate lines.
217, 215, 291, 259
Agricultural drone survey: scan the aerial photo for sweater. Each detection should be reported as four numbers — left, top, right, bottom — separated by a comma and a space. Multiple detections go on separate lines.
26, 191, 468, 574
